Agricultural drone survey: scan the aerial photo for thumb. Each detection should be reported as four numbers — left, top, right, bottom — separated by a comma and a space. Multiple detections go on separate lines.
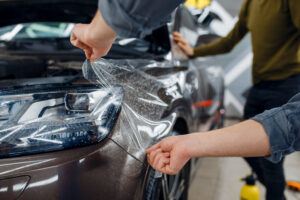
166, 151, 189, 175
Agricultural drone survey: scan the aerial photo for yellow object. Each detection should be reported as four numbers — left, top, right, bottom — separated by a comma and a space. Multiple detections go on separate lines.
240, 174, 260, 200
184, 0, 211, 10
240, 184, 260, 200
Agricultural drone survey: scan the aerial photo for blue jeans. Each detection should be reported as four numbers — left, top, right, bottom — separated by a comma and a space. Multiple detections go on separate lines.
244, 75, 300, 200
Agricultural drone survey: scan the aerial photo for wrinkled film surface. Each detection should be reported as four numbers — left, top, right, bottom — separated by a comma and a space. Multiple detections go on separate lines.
83, 59, 177, 151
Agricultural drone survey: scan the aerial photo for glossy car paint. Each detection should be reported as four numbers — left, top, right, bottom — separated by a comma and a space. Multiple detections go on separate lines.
0, 2, 225, 200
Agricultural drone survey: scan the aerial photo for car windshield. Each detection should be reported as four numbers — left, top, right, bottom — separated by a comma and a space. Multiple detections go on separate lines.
0, 22, 146, 46
0, 22, 170, 59
0, 22, 74, 41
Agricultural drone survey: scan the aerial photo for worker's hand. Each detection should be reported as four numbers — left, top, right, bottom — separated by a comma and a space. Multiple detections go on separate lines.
146, 135, 193, 175
70, 10, 117, 62
173, 32, 194, 57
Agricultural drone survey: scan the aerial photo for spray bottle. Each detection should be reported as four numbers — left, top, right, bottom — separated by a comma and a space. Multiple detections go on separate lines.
240, 174, 260, 200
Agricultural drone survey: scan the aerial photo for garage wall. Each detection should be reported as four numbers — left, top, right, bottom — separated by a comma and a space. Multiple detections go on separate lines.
217, 0, 243, 16
214, 0, 252, 118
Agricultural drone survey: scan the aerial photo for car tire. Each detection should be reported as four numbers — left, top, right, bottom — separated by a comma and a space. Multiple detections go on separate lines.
145, 131, 190, 200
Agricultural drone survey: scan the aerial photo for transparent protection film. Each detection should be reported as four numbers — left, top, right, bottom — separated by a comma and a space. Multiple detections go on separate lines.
83, 59, 178, 151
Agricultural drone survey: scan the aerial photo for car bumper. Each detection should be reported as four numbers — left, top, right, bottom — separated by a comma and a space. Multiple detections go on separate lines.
0, 137, 146, 200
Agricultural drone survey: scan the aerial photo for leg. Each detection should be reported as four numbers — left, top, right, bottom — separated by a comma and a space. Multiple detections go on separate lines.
243, 85, 288, 200
244, 76, 300, 200
244, 157, 285, 200
243, 86, 267, 187
262, 158, 286, 200
244, 157, 265, 185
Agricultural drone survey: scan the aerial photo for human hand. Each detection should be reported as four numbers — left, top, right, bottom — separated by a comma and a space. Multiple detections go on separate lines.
146, 135, 193, 175
70, 10, 117, 62
173, 32, 194, 57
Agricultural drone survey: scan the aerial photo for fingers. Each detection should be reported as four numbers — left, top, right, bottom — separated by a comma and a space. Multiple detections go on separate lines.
70, 21, 116, 61
84, 50, 92, 59
90, 49, 105, 62
177, 42, 189, 54
70, 36, 91, 51
177, 41, 193, 56
173, 33, 183, 40
177, 41, 186, 49
71, 37, 93, 60
173, 37, 188, 49
165, 164, 179, 175
157, 157, 170, 171
146, 139, 175, 174
148, 148, 170, 163
148, 148, 161, 163
146, 141, 161, 154
71, 24, 86, 41
149, 151, 171, 173
153, 152, 169, 168
173, 31, 181, 37
173, 32, 187, 43
173, 35, 185, 43
147, 144, 170, 166
149, 152, 179, 175
70, 24, 93, 59
147, 136, 175, 155
146, 135, 190, 175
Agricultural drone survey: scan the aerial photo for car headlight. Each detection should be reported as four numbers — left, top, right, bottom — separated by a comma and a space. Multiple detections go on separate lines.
0, 85, 123, 158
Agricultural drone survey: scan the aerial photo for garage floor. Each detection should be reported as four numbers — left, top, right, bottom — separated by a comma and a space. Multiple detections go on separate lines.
188, 119, 300, 200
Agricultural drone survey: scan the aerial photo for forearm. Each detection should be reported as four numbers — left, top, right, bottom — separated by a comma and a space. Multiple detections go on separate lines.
188, 120, 271, 158
193, 38, 237, 57
193, 23, 248, 57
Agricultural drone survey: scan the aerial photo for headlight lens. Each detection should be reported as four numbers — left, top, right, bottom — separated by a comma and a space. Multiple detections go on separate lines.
0, 85, 123, 158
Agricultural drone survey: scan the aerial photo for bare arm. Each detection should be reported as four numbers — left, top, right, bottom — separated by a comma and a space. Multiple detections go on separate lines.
146, 120, 270, 175
192, 120, 270, 158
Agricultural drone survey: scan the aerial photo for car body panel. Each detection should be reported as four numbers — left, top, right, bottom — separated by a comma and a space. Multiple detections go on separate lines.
0, 137, 147, 200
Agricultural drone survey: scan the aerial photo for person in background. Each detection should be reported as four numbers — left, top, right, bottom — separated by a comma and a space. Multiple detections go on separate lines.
172, 1, 300, 199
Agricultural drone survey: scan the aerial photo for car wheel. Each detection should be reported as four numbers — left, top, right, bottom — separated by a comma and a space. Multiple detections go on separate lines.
146, 131, 190, 200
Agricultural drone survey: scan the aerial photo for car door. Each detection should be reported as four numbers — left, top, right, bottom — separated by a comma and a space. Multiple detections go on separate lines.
171, 5, 224, 125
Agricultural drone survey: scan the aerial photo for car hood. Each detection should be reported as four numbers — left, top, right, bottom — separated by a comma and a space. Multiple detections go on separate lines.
0, 0, 98, 27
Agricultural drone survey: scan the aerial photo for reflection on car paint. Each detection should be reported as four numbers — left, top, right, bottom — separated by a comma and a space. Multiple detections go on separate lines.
27, 175, 58, 189
0, 159, 55, 176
